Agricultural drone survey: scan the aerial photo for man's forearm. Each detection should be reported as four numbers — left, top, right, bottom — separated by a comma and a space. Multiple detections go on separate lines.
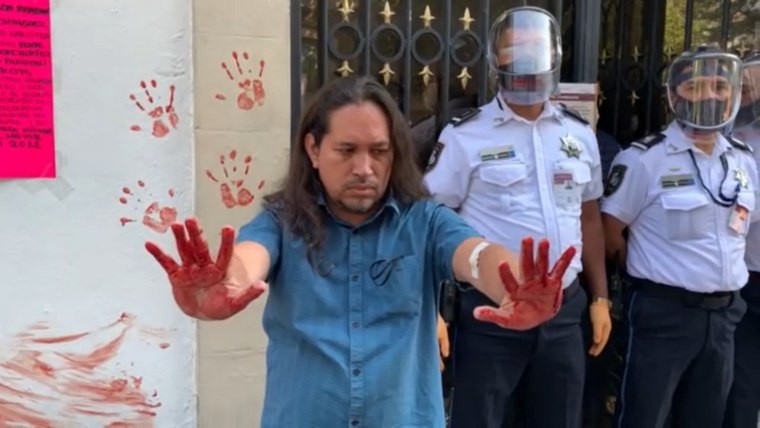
452, 238, 519, 304
226, 241, 271, 287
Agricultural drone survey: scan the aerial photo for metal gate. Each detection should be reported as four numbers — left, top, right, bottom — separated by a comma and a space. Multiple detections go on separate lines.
290, 1, 757, 427
597, 0, 760, 146
290, 0, 571, 141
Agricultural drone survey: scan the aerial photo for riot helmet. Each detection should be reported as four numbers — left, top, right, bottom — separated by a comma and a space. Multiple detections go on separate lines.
666, 45, 742, 132
487, 6, 562, 106
733, 53, 760, 130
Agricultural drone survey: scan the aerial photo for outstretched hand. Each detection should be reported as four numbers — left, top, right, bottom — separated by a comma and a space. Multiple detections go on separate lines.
473, 237, 576, 331
145, 217, 267, 320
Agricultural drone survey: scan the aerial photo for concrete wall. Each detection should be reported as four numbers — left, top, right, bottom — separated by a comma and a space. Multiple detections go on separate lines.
192, 0, 290, 425
0, 0, 197, 426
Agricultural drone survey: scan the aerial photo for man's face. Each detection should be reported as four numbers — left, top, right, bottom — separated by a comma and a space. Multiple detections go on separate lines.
495, 27, 553, 70
305, 101, 393, 223
675, 73, 732, 103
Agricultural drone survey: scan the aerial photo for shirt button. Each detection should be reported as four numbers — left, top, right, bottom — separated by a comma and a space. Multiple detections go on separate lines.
353, 369, 361, 376
351, 421, 359, 426
352, 322, 359, 328
351, 274, 359, 281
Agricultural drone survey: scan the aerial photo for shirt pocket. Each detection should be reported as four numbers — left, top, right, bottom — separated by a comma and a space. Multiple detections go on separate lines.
477, 162, 528, 210
369, 253, 422, 318
732, 190, 755, 236
554, 159, 592, 213
660, 191, 710, 240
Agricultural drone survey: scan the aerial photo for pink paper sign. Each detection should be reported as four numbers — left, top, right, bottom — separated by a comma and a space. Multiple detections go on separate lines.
0, 0, 56, 179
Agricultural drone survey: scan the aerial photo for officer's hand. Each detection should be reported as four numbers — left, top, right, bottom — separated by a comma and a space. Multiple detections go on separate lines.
437, 313, 449, 370
474, 237, 576, 331
588, 300, 612, 356
145, 217, 267, 320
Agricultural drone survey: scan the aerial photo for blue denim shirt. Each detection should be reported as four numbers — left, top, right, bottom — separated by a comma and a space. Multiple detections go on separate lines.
237, 196, 479, 428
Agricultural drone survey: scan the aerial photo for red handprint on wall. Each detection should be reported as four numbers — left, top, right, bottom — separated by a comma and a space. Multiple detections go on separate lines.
205, 150, 266, 209
129, 80, 179, 138
119, 181, 178, 233
214, 51, 266, 110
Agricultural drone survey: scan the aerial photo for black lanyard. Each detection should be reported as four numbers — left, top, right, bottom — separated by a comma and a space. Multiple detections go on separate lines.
687, 149, 739, 208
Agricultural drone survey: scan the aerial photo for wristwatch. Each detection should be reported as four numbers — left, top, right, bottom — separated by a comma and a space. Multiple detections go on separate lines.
591, 296, 612, 309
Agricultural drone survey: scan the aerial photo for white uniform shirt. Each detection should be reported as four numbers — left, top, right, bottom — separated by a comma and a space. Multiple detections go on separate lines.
732, 127, 760, 273
424, 96, 604, 288
601, 122, 759, 292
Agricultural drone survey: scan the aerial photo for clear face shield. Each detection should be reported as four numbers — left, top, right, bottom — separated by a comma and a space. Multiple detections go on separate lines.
487, 7, 562, 106
734, 55, 760, 130
666, 49, 742, 131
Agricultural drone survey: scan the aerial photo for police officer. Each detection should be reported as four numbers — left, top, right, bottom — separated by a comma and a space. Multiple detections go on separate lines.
424, 6, 611, 428
723, 53, 760, 428
602, 45, 758, 428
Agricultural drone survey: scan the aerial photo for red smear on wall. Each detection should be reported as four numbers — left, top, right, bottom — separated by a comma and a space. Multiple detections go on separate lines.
0, 313, 171, 427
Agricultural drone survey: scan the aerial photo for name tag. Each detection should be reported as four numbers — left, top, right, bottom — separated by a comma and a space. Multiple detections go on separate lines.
479, 145, 515, 162
553, 170, 578, 206
729, 205, 749, 234
660, 174, 695, 189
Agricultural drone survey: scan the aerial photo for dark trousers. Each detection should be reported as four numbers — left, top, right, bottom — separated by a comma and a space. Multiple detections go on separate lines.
724, 271, 760, 428
615, 278, 747, 428
449, 281, 587, 428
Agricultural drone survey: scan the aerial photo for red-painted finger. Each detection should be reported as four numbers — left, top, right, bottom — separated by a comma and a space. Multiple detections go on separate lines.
473, 306, 512, 326
536, 239, 550, 284
549, 246, 577, 280
498, 261, 520, 296
473, 306, 537, 331
171, 223, 196, 266
145, 242, 180, 274
215, 226, 236, 270
228, 282, 267, 314
520, 237, 535, 280
552, 285, 564, 313
186, 218, 212, 266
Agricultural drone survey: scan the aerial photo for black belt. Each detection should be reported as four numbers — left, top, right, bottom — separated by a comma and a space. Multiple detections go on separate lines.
630, 277, 734, 311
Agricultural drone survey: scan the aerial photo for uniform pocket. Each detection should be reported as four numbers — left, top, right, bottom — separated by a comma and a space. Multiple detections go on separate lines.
477, 162, 528, 210
731, 190, 755, 236
660, 192, 710, 240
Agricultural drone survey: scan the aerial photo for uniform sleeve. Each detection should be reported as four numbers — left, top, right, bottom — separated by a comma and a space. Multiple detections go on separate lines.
423, 126, 472, 209
582, 131, 604, 201
600, 149, 650, 225
748, 157, 760, 224
236, 208, 282, 277
427, 202, 481, 284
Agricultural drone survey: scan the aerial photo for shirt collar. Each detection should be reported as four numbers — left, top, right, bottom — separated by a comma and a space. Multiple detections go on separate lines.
662, 122, 733, 156
490, 93, 562, 127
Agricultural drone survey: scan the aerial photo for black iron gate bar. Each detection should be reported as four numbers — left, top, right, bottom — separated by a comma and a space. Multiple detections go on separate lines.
290, 0, 567, 138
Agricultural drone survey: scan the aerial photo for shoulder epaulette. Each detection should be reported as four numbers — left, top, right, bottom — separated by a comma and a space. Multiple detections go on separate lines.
558, 103, 589, 125
449, 108, 480, 127
631, 133, 666, 150
727, 135, 753, 153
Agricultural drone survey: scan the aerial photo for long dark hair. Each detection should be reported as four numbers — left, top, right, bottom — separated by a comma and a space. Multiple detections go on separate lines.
263, 75, 429, 265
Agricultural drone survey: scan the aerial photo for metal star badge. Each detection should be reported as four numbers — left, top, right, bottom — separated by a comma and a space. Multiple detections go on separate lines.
560, 136, 582, 159
735, 167, 749, 189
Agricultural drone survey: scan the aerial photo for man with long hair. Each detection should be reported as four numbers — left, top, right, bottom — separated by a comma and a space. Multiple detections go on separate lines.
145, 75, 576, 427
